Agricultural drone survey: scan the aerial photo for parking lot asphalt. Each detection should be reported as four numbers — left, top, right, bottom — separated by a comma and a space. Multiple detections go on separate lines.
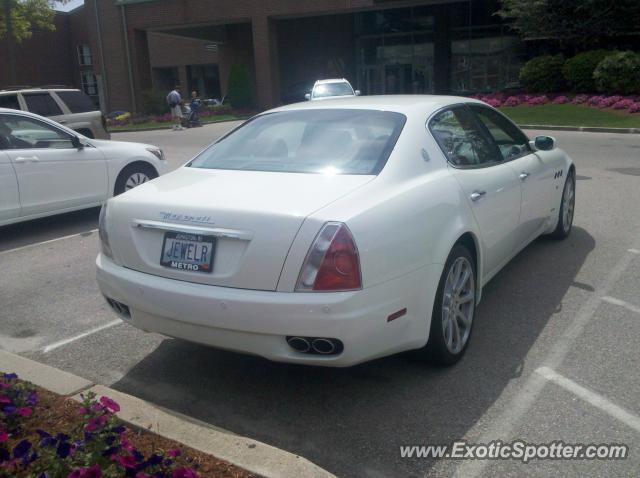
1, 123, 639, 477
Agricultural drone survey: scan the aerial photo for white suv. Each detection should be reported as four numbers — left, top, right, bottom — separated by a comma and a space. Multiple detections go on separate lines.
305, 79, 360, 101
0, 88, 109, 139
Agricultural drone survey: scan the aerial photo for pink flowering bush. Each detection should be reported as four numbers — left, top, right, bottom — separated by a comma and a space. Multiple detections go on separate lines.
629, 102, 640, 113
587, 95, 604, 106
1, 373, 203, 478
526, 95, 549, 106
571, 94, 589, 104
597, 95, 623, 108
503, 96, 520, 107
553, 95, 569, 104
612, 99, 634, 110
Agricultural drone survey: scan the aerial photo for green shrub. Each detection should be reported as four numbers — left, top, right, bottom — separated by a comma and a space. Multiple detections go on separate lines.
226, 64, 255, 108
141, 90, 167, 115
594, 51, 640, 94
562, 50, 613, 92
519, 54, 565, 93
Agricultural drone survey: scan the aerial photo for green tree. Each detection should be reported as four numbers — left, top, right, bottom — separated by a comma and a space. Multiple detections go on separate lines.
0, 0, 69, 84
497, 0, 640, 48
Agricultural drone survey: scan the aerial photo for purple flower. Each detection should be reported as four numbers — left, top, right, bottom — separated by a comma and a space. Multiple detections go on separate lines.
102, 446, 120, 457
171, 468, 200, 478
0, 447, 9, 463
4, 373, 18, 380
114, 454, 137, 469
146, 454, 163, 466
0, 430, 7, 442
57, 441, 72, 459
553, 95, 569, 104
16, 407, 33, 417
3, 405, 16, 414
629, 102, 640, 113
100, 396, 121, 413
503, 96, 520, 107
68, 464, 102, 478
26, 391, 38, 406
13, 439, 31, 459
111, 425, 126, 434
0, 397, 11, 405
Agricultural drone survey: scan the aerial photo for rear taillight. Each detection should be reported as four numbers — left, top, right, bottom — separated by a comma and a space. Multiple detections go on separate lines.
296, 222, 361, 292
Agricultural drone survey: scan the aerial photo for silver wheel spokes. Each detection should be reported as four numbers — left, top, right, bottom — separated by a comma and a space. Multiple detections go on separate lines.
563, 178, 575, 232
442, 257, 475, 355
124, 172, 150, 191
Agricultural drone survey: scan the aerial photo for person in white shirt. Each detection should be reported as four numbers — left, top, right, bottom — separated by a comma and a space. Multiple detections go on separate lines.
166, 86, 184, 130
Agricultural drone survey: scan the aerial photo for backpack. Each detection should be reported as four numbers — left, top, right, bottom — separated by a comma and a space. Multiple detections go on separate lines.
166, 92, 179, 108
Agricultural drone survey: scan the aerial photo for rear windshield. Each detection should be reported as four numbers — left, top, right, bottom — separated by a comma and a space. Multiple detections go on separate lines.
56, 90, 98, 113
189, 109, 406, 175
0, 94, 20, 110
312, 82, 354, 98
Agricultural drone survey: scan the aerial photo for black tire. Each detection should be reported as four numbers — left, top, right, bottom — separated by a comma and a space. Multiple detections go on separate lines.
549, 169, 575, 240
423, 244, 477, 366
114, 163, 158, 196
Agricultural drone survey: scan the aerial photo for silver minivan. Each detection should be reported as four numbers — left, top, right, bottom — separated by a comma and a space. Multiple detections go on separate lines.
0, 88, 110, 139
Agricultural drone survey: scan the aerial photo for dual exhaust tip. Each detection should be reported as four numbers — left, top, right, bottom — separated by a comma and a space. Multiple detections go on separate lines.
286, 336, 344, 355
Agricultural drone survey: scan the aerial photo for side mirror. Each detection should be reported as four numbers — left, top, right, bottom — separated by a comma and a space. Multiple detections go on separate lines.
531, 135, 555, 151
355, 90, 361, 96
304, 93, 311, 101
71, 135, 83, 149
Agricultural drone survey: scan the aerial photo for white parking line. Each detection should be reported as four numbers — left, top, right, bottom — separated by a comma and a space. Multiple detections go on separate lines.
602, 296, 640, 315
0, 229, 98, 256
452, 245, 639, 478
42, 320, 122, 353
536, 367, 640, 434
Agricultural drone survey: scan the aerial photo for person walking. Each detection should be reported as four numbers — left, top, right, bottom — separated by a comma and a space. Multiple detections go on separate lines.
166, 85, 184, 130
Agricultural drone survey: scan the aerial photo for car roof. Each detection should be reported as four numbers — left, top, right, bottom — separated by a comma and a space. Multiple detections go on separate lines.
314, 78, 349, 85
0, 88, 80, 94
269, 94, 484, 115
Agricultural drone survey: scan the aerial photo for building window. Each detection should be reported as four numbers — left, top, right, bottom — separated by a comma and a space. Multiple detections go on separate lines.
81, 71, 99, 108
78, 45, 92, 66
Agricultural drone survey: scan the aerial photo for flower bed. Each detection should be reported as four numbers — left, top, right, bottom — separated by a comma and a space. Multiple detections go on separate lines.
106, 106, 255, 129
470, 93, 640, 113
1, 373, 253, 478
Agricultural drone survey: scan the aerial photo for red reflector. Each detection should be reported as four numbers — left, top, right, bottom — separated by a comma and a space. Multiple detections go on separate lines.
387, 308, 407, 322
313, 225, 361, 291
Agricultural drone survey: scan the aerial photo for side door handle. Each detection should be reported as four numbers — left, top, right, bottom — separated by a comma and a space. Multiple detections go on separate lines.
14, 156, 40, 163
519, 171, 530, 181
470, 190, 486, 202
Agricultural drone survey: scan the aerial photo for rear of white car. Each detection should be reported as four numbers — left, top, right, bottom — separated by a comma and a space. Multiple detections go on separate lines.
96, 106, 434, 366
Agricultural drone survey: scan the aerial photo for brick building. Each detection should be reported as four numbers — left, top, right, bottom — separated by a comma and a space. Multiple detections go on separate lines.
1, 0, 525, 113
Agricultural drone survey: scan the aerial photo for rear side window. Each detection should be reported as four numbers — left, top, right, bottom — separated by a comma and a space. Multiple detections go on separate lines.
0, 94, 20, 110
23, 93, 63, 117
469, 105, 531, 161
190, 109, 406, 175
56, 90, 97, 113
429, 107, 499, 167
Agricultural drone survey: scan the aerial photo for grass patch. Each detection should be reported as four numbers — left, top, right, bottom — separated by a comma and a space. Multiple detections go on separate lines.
109, 114, 244, 132
498, 104, 640, 128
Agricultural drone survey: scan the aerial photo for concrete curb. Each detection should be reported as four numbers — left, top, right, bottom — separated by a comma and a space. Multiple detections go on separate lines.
110, 117, 249, 134
0, 350, 335, 478
520, 124, 640, 134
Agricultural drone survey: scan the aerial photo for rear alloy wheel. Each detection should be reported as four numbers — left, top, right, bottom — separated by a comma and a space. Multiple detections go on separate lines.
424, 244, 476, 366
114, 164, 157, 196
550, 169, 575, 240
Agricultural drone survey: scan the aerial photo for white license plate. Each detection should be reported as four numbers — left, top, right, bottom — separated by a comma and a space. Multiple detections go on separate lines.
160, 231, 216, 274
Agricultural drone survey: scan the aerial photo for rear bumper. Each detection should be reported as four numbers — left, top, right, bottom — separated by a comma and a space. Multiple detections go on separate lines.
96, 254, 441, 367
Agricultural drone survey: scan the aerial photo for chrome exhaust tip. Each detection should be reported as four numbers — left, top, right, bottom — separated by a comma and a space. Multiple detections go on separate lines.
286, 336, 311, 353
311, 338, 336, 355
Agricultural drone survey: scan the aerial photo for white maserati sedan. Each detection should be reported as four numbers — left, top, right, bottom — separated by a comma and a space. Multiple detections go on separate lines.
0, 108, 167, 227
96, 96, 575, 367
